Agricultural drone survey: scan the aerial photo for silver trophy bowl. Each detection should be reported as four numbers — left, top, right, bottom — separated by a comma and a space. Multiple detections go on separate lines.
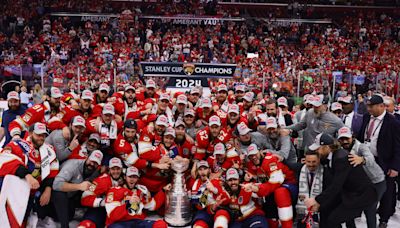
164, 159, 192, 226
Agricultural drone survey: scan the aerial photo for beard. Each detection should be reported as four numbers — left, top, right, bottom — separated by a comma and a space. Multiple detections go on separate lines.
84, 164, 96, 176
31, 136, 44, 149
8, 104, 19, 111
267, 132, 279, 139
225, 183, 240, 196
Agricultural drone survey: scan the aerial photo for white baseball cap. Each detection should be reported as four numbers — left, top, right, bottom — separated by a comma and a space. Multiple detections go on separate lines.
81, 90, 94, 101
33, 123, 48, 135
109, 157, 123, 168
331, 102, 343, 112
7, 91, 20, 101
176, 94, 187, 105
159, 93, 170, 102
337, 127, 353, 139
338, 96, 353, 104
304, 94, 311, 104
237, 122, 251, 136
184, 109, 195, 117
217, 84, 228, 92
164, 127, 176, 138
174, 119, 186, 128
226, 168, 239, 180
146, 80, 156, 88
196, 160, 209, 169
209, 115, 221, 127
214, 143, 226, 155
201, 98, 212, 108
88, 133, 101, 143
243, 92, 254, 102
102, 104, 115, 115
88, 150, 103, 165
247, 143, 259, 156
190, 87, 200, 95
309, 94, 326, 107
126, 166, 140, 177
277, 97, 288, 107
99, 83, 110, 93
228, 104, 240, 115
235, 84, 246, 92
72, 116, 86, 128
124, 85, 135, 92
155, 115, 169, 127
51, 87, 63, 98
266, 117, 278, 129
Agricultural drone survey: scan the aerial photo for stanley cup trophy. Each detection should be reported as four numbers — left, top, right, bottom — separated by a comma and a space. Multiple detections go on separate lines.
165, 159, 192, 226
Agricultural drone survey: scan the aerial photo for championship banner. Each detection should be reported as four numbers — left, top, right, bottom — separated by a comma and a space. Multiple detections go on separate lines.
165, 77, 208, 88
140, 62, 236, 78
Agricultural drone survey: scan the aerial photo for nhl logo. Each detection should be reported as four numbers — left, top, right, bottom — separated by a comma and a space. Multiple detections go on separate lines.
183, 63, 195, 76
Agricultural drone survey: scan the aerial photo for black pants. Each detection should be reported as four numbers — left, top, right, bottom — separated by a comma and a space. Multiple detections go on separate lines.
52, 191, 82, 228
326, 203, 371, 228
378, 176, 396, 223
346, 180, 387, 228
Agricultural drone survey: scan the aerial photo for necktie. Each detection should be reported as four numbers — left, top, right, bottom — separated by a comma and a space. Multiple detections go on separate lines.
366, 117, 376, 140
343, 115, 347, 124
309, 172, 315, 188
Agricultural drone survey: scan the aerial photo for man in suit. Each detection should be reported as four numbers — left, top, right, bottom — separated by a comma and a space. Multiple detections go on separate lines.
338, 95, 363, 139
384, 96, 400, 122
294, 150, 333, 228
356, 94, 400, 228
305, 133, 377, 228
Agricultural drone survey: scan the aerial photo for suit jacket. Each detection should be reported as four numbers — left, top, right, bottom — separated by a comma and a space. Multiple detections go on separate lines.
315, 149, 377, 210
351, 112, 364, 139
356, 113, 400, 173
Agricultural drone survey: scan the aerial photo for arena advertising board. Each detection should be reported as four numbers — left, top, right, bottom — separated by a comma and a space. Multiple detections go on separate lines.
139, 15, 245, 26
140, 62, 236, 88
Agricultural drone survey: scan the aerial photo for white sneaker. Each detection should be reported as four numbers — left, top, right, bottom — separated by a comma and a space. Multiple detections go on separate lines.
26, 212, 38, 228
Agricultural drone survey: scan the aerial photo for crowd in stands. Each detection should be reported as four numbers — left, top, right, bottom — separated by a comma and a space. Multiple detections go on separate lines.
0, 1, 399, 100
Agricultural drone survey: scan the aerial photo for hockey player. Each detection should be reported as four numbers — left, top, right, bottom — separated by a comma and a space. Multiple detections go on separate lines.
85, 104, 123, 157
242, 145, 297, 228
194, 116, 231, 162
138, 114, 168, 159
213, 168, 268, 228
0, 123, 59, 219
188, 160, 229, 228
79, 158, 124, 228
9, 87, 66, 138
174, 119, 195, 159
113, 85, 145, 120
113, 119, 145, 168
206, 142, 241, 178
61, 90, 95, 125
104, 166, 168, 227
138, 127, 178, 193
213, 84, 230, 113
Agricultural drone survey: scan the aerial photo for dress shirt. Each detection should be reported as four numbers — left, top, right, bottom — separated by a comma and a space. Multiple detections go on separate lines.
343, 111, 354, 129
365, 111, 386, 156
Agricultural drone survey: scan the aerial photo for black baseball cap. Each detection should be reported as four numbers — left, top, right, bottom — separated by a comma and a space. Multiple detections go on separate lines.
309, 133, 335, 151
367, 95, 384, 105
124, 119, 137, 129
